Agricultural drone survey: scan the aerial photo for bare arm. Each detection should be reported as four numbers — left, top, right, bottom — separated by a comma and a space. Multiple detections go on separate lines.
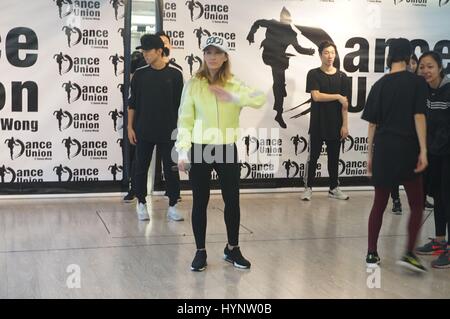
310, 90, 346, 104
367, 122, 376, 175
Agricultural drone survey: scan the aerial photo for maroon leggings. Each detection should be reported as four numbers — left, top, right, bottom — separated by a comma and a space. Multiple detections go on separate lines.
368, 175, 424, 253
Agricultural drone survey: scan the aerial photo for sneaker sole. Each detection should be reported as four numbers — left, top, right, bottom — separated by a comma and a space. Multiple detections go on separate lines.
415, 250, 436, 256
190, 265, 207, 272
366, 262, 381, 268
431, 263, 450, 269
396, 260, 427, 273
301, 197, 311, 201
328, 195, 349, 200
224, 255, 251, 269
168, 216, 184, 222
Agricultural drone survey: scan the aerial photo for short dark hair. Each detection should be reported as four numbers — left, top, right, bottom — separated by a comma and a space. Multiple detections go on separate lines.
318, 41, 337, 55
418, 51, 445, 79
387, 38, 411, 69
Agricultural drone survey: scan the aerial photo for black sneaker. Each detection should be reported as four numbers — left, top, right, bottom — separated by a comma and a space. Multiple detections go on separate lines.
123, 191, 135, 203
224, 245, 251, 269
191, 250, 207, 272
396, 252, 427, 273
391, 199, 402, 215
366, 251, 381, 267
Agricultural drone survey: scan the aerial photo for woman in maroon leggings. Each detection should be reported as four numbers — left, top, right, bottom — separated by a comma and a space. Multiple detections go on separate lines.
362, 38, 428, 273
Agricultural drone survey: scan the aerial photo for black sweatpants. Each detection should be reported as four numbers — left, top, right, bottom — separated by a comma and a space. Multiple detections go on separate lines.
188, 144, 241, 249
304, 134, 341, 189
134, 139, 180, 206
428, 154, 450, 238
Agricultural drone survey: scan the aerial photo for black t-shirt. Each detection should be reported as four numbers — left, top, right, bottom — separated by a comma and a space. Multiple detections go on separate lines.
362, 71, 427, 140
129, 64, 183, 142
306, 67, 350, 140
361, 71, 428, 187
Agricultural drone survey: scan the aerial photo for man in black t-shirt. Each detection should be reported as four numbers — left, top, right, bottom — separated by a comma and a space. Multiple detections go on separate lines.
302, 41, 350, 201
128, 34, 184, 222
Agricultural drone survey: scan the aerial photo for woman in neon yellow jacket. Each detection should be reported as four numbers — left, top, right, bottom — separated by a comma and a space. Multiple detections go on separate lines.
176, 35, 266, 272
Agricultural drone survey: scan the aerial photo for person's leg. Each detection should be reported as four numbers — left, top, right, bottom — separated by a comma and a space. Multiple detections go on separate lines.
134, 140, 155, 204
325, 139, 341, 190
429, 155, 447, 240
159, 142, 180, 207
189, 156, 212, 250
368, 187, 391, 253
441, 155, 450, 241
403, 175, 424, 252
391, 184, 400, 201
304, 134, 322, 189
214, 145, 241, 247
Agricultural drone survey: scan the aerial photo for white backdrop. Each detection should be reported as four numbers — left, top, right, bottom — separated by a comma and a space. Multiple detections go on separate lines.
163, 0, 449, 186
0, 0, 126, 186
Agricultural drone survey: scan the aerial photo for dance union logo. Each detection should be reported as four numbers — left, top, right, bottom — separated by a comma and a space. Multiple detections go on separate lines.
393, 0, 428, 7
61, 25, 110, 49
54, 53, 101, 77
53, 0, 103, 20
242, 135, 282, 157
185, 0, 229, 24
61, 137, 108, 160
53, 164, 100, 182
339, 159, 368, 176
4, 137, 52, 161
61, 81, 108, 105
239, 162, 275, 179
53, 109, 101, 132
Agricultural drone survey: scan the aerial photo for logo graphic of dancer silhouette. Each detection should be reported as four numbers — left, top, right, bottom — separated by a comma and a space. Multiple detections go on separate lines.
53, 109, 72, 131
185, 0, 204, 21
62, 137, 80, 159
185, 54, 202, 76
0, 165, 16, 183
54, 0, 73, 18
109, 109, 123, 131
108, 164, 123, 181
62, 81, 81, 103
110, 0, 124, 20
110, 54, 125, 76
61, 26, 81, 48
53, 52, 73, 75
290, 134, 307, 155
4, 137, 24, 160
193, 27, 210, 49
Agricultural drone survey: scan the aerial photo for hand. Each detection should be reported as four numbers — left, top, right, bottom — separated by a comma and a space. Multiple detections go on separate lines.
246, 33, 254, 44
178, 160, 189, 173
340, 126, 349, 140
414, 151, 428, 173
128, 128, 137, 145
209, 85, 233, 102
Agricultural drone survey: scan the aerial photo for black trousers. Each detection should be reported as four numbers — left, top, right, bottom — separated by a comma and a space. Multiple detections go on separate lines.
188, 144, 240, 249
134, 139, 180, 206
428, 154, 450, 238
390, 185, 399, 200
304, 134, 340, 189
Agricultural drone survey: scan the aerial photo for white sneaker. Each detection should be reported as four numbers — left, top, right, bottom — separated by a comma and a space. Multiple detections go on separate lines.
167, 206, 184, 221
301, 187, 312, 201
136, 202, 150, 221
328, 187, 349, 200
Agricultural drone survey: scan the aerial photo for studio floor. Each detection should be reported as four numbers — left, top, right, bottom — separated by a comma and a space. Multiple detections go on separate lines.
0, 191, 448, 299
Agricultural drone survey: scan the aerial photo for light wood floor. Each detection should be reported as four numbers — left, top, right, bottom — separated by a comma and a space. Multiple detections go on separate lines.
0, 191, 448, 299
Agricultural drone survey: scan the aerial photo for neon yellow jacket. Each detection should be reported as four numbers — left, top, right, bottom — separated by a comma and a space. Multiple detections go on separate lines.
176, 76, 266, 157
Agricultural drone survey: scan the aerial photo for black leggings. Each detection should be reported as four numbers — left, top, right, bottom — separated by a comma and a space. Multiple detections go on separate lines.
428, 154, 450, 239
304, 134, 341, 189
189, 144, 241, 249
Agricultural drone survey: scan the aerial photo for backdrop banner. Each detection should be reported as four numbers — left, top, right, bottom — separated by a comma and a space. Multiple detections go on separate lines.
0, 0, 127, 194
159, 0, 450, 190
